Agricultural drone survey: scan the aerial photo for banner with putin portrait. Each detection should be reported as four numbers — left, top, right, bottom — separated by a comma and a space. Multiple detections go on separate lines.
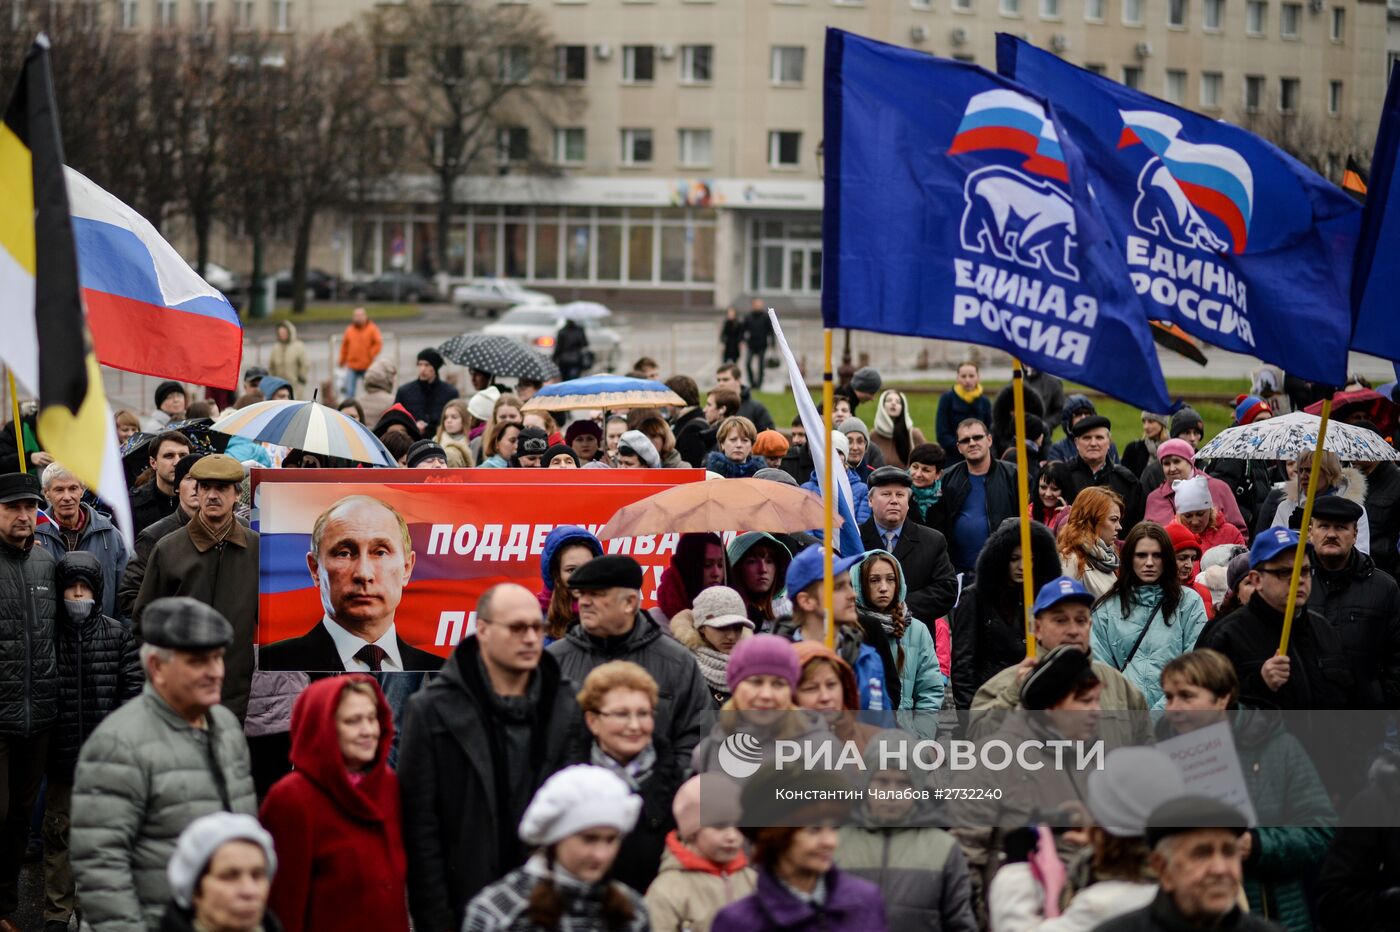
254, 469, 704, 672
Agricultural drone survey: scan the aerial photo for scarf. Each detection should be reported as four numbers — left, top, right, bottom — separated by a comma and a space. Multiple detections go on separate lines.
872, 390, 914, 438
590, 741, 657, 792
691, 644, 731, 693
953, 383, 984, 404
911, 481, 942, 519
1083, 538, 1120, 575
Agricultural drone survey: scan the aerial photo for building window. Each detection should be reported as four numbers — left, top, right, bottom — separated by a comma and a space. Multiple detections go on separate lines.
498, 46, 530, 84
1168, 0, 1186, 26
119, 0, 137, 28
194, 0, 213, 29
953, 0, 973, 10
1245, 74, 1264, 110
1280, 76, 1299, 111
497, 126, 529, 165
911, 0, 932, 7
622, 45, 655, 83
1084, 0, 1103, 18
1329, 79, 1342, 114
1201, 70, 1222, 107
555, 45, 587, 83
680, 45, 713, 83
1121, 65, 1142, 88
770, 45, 805, 84
678, 128, 712, 166
1246, 0, 1265, 33
233, 0, 252, 30
768, 130, 801, 168
155, 0, 175, 25
1000, 0, 1020, 16
1165, 69, 1186, 102
1203, 0, 1222, 29
1280, 2, 1299, 35
1040, 0, 1060, 17
271, 0, 289, 31
554, 128, 585, 165
1123, 0, 1142, 23
1330, 6, 1343, 40
1085, 62, 1107, 74
621, 128, 653, 165
380, 44, 408, 82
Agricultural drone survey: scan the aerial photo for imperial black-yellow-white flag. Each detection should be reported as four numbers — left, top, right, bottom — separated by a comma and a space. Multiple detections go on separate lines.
0, 36, 130, 540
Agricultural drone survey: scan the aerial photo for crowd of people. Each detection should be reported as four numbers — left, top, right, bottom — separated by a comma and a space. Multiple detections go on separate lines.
0, 308, 1396, 932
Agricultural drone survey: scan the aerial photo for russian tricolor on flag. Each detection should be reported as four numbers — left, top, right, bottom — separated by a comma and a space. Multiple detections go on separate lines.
948, 88, 1068, 182
66, 167, 244, 391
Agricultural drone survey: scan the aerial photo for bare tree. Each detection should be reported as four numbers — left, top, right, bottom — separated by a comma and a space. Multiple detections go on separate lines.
1237, 109, 1372, 181
365, 0, 577, 276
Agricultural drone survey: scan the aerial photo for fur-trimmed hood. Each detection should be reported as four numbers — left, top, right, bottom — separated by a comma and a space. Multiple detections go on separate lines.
974, 516, 1061, 594
1282, 466, 1367, 507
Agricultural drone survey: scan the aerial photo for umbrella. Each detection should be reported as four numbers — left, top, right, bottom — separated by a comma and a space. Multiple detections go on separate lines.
598, 478, 840, 538
120, 419, 228, 483
436, 334, 560, 381
1149, 321, 1208, 366
1195, 411, 1400, 463
557, 301, 612, 321
211, 400, 396, 466
1303, 388, 1398, 436
522, 375, 684, 413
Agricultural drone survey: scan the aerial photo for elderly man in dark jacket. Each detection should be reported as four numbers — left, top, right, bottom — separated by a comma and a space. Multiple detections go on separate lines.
1062, 415, 1144, 536
0, 472, 57, 931
35, 463, 130, 620
394, 348, 459, 435
1358, 452, 1400, 578
134, 454, 258, 721
547, 556, 712, 770
44, 551, 141, 932
399, 583, 585, 932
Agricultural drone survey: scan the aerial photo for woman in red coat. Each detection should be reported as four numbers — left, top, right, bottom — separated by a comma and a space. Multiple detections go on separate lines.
260, 675, 409, 932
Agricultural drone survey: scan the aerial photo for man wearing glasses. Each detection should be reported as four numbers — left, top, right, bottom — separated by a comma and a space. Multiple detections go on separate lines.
398, 582, 586, 931
1198, 527, 1354, 710
939, 418, 1020, 579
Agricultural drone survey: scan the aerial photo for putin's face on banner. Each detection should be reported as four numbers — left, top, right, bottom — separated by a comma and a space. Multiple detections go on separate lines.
308, 498, 416, 639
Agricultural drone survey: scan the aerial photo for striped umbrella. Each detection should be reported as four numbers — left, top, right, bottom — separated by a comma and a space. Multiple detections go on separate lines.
211, 400, 395, 466
522, 374, 684, 412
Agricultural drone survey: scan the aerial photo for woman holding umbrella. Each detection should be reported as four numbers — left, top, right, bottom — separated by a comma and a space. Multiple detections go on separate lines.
554, 319, 591, 381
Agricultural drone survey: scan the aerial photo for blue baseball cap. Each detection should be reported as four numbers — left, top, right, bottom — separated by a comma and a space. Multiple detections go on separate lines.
786, 545, 864, 597
1249, 526, 1300, 568
1032, 576, 1094, 615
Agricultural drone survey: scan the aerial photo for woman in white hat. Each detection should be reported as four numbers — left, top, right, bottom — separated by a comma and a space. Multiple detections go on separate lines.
163, 813, 280, 932
461, 765, 648, 932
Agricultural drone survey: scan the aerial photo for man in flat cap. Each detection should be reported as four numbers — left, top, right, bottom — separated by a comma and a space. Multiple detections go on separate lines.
71, 597, 256, 932
859, 465, 959, 625
1062, 415, 1144, 537
134, 454, 259, 720
547, 554, 710, 769
1306, 493, 1400, 708
260, 495, 443, 673
0, 472, 58, 932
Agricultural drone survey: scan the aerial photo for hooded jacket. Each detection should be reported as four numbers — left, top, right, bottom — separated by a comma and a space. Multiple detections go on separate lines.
536, 525, 604, 625
398, 637, 586, 932
712, 863, 887, 932
726, 532, 794, 629
1090, 584, 1210, 710
645, 832, 757, 932
260, 676, 408, 932
800, 469, 872, 526
1268, 468, 1371, 554
950, 519, 1060, 709
785, 639, 888, 738
267, 321, 310, 400
356, 357, 398, 426
850, 550, 943, 714
0, 533, 58, 736
50, 551, 142, 783
36, 501, 130, 620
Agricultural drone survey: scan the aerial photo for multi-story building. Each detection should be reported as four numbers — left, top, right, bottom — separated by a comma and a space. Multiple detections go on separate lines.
88, 0, 1395, 307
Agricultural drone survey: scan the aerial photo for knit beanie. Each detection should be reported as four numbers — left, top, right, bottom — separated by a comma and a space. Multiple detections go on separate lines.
673, 773, 744, 840
1087, 747, 1187, 837
417, 347, 445, 373
154, 380, 185, 409
168, 814, 277, 909
1166, 521, 1203, 556
618, 429, 661, 468
518, 765, 641, 847
1233, 395, 1272, 426
837, 417, 869, 441
850, 367, 882, 396
830, 430, 850, 461
1170, 406, 1204, 438
725, 633, 800, 693
1141, 411, 1170, 432
173, 453, 203, 489
467, 387, 501, 422
1226, 552, 1252, 593
1156, 438, 1196, 465
1172, 476, 1213, 514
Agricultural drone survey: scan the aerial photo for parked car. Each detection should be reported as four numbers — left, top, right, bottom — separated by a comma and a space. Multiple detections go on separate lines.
347, 271, 437, 303
451, 278, 554, 317
482, 304, 622, 373
273, 268, 337, 300
197, 262, 240, 294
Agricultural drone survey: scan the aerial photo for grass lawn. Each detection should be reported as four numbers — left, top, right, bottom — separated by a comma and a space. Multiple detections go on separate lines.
244, 304, 425, 326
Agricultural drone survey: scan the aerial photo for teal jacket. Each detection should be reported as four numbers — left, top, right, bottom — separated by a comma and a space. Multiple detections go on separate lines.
851, 550, 945, 713
1090, 584, 1207, 710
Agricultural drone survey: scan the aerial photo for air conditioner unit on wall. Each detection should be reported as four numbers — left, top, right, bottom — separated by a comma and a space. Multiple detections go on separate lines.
594, 43, 613, 60
658, 44, 676, 60
1050, 33, 1068, 52
950, 27, 968, 45
1308, 0, 1323, 12
911, 24, 929, 42
1135, 40, 1153, 58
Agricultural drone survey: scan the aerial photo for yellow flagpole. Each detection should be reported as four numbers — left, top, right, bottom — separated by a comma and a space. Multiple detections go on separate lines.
822, 330, 837, 650
1011, 359, 1037, 659
1279, 396, 1331, 655
6, 372, 24, 474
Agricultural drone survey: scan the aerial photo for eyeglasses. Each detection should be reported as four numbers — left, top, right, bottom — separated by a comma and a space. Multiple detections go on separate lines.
482, 619, 545, 637
1257, 565, 1311, 579
592, 709, 653, 723
957, 434, 988, 446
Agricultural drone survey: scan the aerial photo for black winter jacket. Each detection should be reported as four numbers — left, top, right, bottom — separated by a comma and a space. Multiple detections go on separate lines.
603, 738, 685, 896
50, 552, 142, 783
935, 459, 1020, 569
1063, 457, 1145, 537
0, 537, 57, 736
1096, 890, 1284, 932
1317, 777, 1400, 930
398, 637, 586, 932
393, 377, 459, 435
1307, 550, 1400, 708
1363, 460, 1400, 578
950, 519, 1060, 709
672, 408, 711, 469
129, 480, 179, 536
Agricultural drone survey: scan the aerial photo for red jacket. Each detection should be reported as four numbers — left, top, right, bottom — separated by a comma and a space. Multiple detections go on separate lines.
260, 675, 409, 932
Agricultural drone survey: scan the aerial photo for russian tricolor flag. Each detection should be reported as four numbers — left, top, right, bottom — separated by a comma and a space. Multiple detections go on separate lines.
66, 168, 244, 391
948, 88, 1068, 182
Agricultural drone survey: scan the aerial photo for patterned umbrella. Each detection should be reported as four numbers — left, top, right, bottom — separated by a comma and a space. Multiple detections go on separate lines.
557, 301, 612, 320
599, 478, 837, 538
1195, 411, 1400, 462
211, 400, 395, 466
521, 374, 684, 412
436, 334, 560, 381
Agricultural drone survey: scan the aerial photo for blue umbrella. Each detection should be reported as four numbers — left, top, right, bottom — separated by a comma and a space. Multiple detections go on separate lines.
521, 375, 684, 412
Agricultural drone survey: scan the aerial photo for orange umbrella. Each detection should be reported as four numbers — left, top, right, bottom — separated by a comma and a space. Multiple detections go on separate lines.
598, 478, 843, 539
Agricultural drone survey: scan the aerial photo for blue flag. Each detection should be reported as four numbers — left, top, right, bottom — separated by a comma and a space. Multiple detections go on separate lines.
998, 35, 1359, 387
1351, 68, 1400, 363
822, 29, 1171, 412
